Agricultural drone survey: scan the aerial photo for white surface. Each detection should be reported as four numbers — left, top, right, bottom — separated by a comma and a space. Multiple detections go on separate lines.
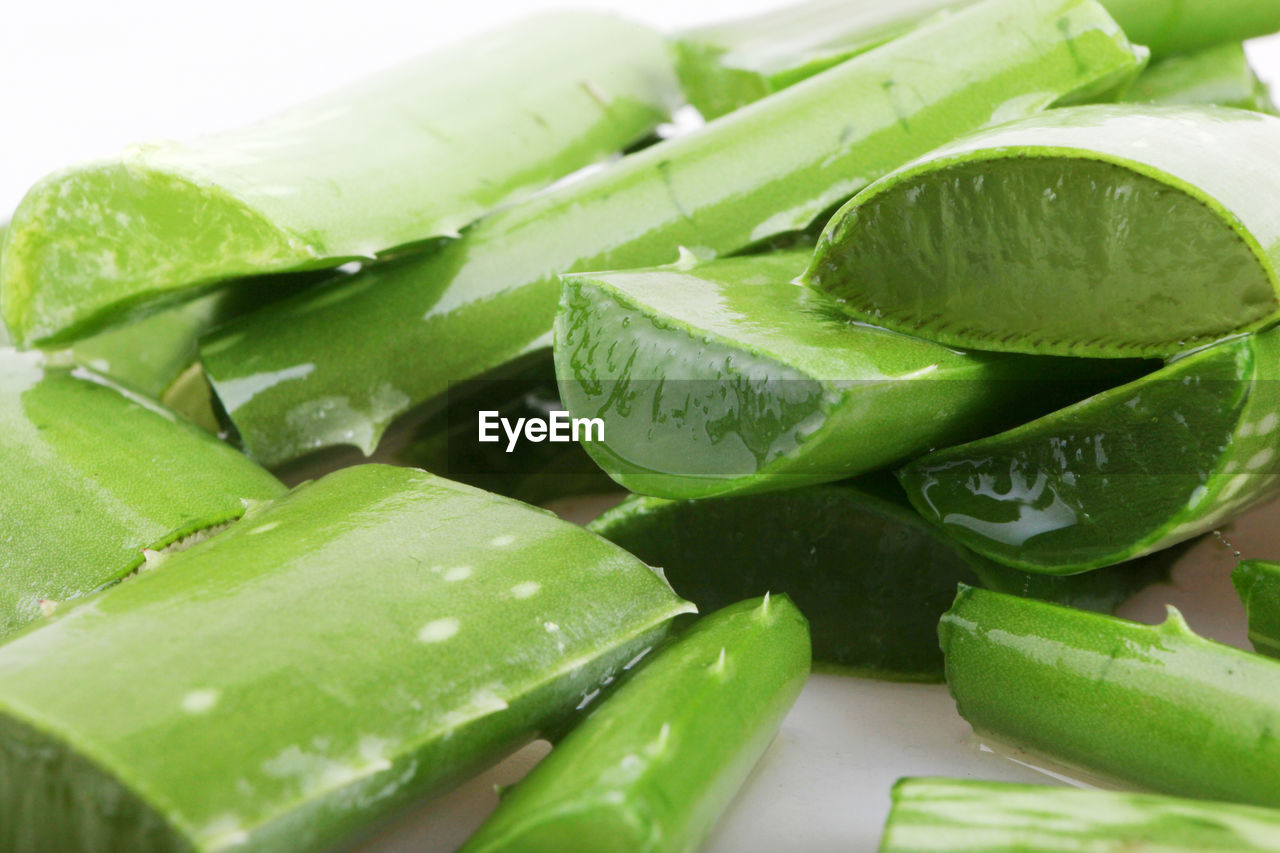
5, 3, 1280, 851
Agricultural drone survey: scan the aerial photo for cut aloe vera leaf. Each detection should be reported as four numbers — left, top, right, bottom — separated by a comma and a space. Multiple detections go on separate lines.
1121, 42, 1278, 113
557, 251, 1147, 500
0, 13, 678, 347
590, 479, 1167, 680
881, 777, 1280, 852
199, 0, 1144, 468
805, 105, 1280, 359
673, 0, 964, 119
941, 584, 1280, 806
672, 0, 1279, 118
899, 326, 1280, 574
0, 465, 692, 851
460, 596, 808, 853
1233, 559, 1280, 658
0, 349, 284, 638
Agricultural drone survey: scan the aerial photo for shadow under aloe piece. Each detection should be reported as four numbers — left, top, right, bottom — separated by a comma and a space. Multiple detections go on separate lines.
461, 596, 809, 853
198, 0, 1145, 468
0, 348, 284, 639
940, 585, 1280, 806
880, 778, 1280, 852
556, 251, 1146, 500
899, 325, 1280, 574
805, 105, 1280, 359
590, 478, 1169, 680
0, 465, 693, 852
0, 12, 680, 346
1120, 42, 1277, 112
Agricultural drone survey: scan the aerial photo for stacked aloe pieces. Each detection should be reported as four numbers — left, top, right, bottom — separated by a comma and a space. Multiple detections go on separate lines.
4, 0, 1280, 850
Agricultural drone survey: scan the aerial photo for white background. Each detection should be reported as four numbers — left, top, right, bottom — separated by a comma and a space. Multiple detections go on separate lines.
2, 1, 1279, 215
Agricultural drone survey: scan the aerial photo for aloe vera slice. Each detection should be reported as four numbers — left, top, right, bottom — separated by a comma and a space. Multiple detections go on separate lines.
0, 13, 679, 347
0, 464, 692, 851
1121, 42, 1277, 112
672, 0, 1280, 118
881, 778, 1280, 852
805, 105, 1280, 359
0, 349, 284, 638
557, 251, 1146, 500
460, 596, 808, 853
1232, 559, 1280, 658
590, 479, 1167, 680
198, 0, 1144, 468
899, 326, 1280, 574
941, 584, 1280, 806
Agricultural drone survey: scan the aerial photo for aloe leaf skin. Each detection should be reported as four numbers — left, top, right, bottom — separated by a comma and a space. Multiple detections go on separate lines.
0, 465, 692, 852
899, 326, 1280, 574
557, 251, 1148, 501
0, 13, 679, 348
590, 479, 1167, 681
880, 777, 1280, 852
805, 105, 1280, 359
1121, 42, 1278, 113
672, 0, 1280, 118
198, 0, 1145, 468
1232, 559, 1280, 658
459, 596, 808, 853
940, 585, 1280, 806
0, 348, 284, 639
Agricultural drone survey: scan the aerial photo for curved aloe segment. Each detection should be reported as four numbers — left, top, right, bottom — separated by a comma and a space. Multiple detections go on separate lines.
1232, 559, 1280, 658
673, 0, 964, 119
460, 596, 808, 852
899, 326, 1280, 574
0, 349, 284, 638
590, 480, 1167, 680
805, 105, 1280, 359
1122, 43, 1277, 112
673, 0, 1279, 117
881, 778, 1280, 852
199, 0, 1144, 468
557, 251, 1146, 500
0, 13, 679, 347
941, 585, 1280, 806
0, 465, 692, 851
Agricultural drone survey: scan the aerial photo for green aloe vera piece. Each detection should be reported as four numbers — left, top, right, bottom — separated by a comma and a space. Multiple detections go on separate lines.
880, 778, 1280, 852
0, 12, 679, 347
899, 326, 1280, 574
941, 585, 1280, 806
1232, 559, 1280, 658
0, 348, 284, 638
1121, 42, 1278, 112
557, 251, 1146, 500
199, 0, 1145, 467
805, 105, 1280, 359
0, 464, 692, 851
460, 596, 809, 853
590, 479, 1168, 680
672, 0, 1280, 117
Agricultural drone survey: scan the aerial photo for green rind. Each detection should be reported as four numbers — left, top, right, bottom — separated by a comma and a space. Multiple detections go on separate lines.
804, 105, 1280, 358
1233, 559, 1280, 659
0, 465, 693, 851
200, 0, 1145, 466
556, 251, 1147, 500
880, 777, 1280, 852
0, 12, 679, 346
589, 479, 1167, 681
1121, 42, 1278, 113
899, 326, 1280, 574
0, 349, 284, 638
460, 596, 809, 853
940, 585, 1280, 806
